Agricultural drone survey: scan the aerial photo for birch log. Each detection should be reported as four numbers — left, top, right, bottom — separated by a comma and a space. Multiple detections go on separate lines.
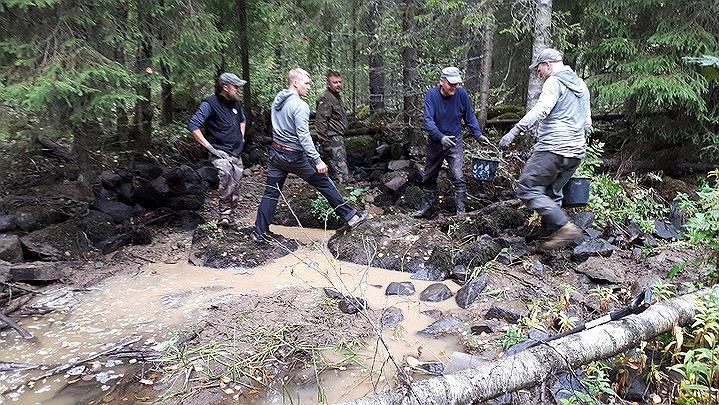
343, 292, 701, 405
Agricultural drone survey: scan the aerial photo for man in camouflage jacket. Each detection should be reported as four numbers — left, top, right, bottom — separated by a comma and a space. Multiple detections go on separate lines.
315, 70, 350, 183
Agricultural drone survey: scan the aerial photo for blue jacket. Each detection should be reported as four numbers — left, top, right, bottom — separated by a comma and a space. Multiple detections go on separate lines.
424, 87, 483, 144
187, 95, 246, 156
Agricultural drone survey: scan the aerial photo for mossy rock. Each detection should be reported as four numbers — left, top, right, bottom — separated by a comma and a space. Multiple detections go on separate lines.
189, 226, 298, 269
487, 105, 524, 120
493, 112, 523, 120
345, 135, 376, 152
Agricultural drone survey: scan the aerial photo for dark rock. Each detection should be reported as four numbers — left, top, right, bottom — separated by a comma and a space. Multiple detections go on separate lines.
338, 296, 367, 314
385, 281, 415, 296
455, 274, 489, 309
131, 178, 170, 209
375, 143, 390, 159
93, 199, 133, 223
396, 185, 422, 209
585, 228, 602, 239
550, 372, 588, 404
470, 324, 493, 335
117, 182, 135, 200
622, 370, 648, 401
99, 170, 124, 189
189, 226, 299, 269
570, 212, 595, 230
496, 237, 530, 264
179, 165, 201, 184
450, 264, 469, 282
485, 301, 529, 323
14, 206, 67, 232
135, 163, 164, 180
654, 220, 682, 240
20, 213, 116, 260
421, 309, 443, 319
642, 234, 658, 247
383, 174, 407, 193
419, 283, 452, 302
0, 235, 23, 262
387, 160, 411, 171
572, 238, 615, 262
9, 262, 64, 282
0, 215, 16, 232
323, 287, 344, 299
196, 166, 219, 187
575, 256, 624, 283
167, 195, 204, 211
625, 222, 643, 243
380, 307, 404, 326
456, 235, 502, 268
418, 316, 464, 337
418, 362, 444, 375
273, 184, 346, 230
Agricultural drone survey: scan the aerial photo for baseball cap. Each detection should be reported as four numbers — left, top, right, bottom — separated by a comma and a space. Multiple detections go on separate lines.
219, 72, 247, 87
440, 66, 463, 84
529, 48, 563, 70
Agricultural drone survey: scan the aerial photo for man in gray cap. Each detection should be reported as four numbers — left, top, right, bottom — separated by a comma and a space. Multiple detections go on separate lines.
188, 72, 247, 226
499, 48, 592, 250
412, 66, 488, 218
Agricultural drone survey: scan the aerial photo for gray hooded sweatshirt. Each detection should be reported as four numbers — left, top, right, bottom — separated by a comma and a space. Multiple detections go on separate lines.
271, 89, 323, 165
509, 66, 592, 158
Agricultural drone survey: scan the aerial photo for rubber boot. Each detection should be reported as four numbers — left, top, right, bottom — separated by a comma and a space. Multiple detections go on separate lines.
455, 187, 467, 217
411, 189, 436, 218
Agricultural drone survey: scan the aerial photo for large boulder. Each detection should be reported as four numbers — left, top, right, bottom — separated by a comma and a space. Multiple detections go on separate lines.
0, 234, 23, 262
273, 183, 348, 230
13, 206, 69, 232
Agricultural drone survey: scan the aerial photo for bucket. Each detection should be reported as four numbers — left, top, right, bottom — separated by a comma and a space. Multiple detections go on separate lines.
562, 177, 591, 207
471, 157, 500, 181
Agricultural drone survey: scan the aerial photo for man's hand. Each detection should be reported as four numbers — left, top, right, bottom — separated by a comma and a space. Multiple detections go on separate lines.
316, 161, 328, 174
499, 133, 516, 150
440, 135, 456, 149
475, 135, 490, 144
207, 144, 230, 160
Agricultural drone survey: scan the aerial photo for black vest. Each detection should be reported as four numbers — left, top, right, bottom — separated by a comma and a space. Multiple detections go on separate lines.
203, 95, 245, 156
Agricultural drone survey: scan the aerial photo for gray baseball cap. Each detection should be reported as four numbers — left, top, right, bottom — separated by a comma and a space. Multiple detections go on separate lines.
440, 66, 463, 84
219, 72, 247, 86
529, 48, 563, 70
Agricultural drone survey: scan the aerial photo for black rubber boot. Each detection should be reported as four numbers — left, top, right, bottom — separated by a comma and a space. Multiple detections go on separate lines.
411, 189, 436, 218
455, 187, 467, 217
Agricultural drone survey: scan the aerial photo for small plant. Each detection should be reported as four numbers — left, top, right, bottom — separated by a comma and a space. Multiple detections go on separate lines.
500, 325, 527, 350
573, 140, 604, 178
198, 220, 224, 237
559, 361, 619, 405
589, 173, 668, 232
589, 287, 620, 312
311, 187, 365, 222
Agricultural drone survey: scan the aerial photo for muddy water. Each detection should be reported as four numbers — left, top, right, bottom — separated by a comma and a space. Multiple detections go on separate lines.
0, 225, 464, 404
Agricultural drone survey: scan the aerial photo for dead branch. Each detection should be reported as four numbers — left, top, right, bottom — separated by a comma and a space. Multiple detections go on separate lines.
0, 312, 33, 339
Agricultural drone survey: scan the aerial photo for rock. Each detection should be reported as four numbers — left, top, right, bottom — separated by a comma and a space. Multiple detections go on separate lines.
99, 170, 124, 189
243, 169, 252, 176
196, 166, 219, 187
383, 173, 407, 193
338, 296, 367, 314
550, 372, 588, 403
375, 143, 390, 158
455, 274, 489, 309
575, 256, 625, 283
135, 164, 164, 180
20, 212, 117, 260
470, 324, 493, 335
387, 160, 411, 171
585, 228, 602, 239
485, 301, 529, 323
131, 178, 170, 209
421, 309, 443, 319
9, 262, 64, 282
642, 234, 658, 247
418, 316, 463, 337
572, 238, 615, 262
570, 212, 595, 230
14, 206, 67, 232
385, 281, 415, 296
93, 199, 133, 223
273, 183, 346, 230
631, 275, 662, 297
417, 362, 444, 375
450, 264, 469, 282
380, 307, 404, 326
323, 287, 344, 299
654, 220, 682, 240
0, 215, 16, 232
623, 370, 649, 401
167, 195, 204, 211
456, 235, 502, 268
0, 235, 23, 262
189, 226, 298, 269
443, 351, 488, 374
419, 283, 452, 302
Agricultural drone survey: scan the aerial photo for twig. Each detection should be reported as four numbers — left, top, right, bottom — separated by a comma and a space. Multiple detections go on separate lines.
0, 313, 33, 339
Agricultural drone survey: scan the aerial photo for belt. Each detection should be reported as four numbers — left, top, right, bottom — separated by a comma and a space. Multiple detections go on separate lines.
272, 141, 299, 152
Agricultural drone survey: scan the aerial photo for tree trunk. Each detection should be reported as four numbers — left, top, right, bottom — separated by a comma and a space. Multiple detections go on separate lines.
133, 0, 153, 149
478, 19, 495, 127
365, 0, 385, 113
464, 0, 481, 97
342, 291, 701, 405
237, 0, 252, 122
526, 0, 552, 111
351, 0, 358, 115
402, 0, 421, 156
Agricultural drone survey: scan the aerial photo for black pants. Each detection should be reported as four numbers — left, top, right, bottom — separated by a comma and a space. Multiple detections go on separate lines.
422, 141, 465, 191
254, 146, 357, 234
516, 151, 580, 231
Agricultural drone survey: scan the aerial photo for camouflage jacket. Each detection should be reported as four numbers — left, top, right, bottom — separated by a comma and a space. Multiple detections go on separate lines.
315, 90, 348, 142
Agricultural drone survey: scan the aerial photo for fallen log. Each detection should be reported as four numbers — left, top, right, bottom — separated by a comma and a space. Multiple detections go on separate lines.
342, 290, 702, 405
36, 135, 75, 162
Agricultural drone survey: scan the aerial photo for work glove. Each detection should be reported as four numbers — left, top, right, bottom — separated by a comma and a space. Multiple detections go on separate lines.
475, 135, 490, 144
499, 132, 516, 150
207, 145, 230, 160
440, 135, 456, 149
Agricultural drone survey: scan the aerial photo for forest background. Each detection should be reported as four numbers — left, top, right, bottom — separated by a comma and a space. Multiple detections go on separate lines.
0, 0, 717, 178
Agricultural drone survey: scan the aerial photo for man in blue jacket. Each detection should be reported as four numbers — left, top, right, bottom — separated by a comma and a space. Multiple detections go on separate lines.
188, 72, 247, 226
412, 66, 489, 218
252, 68, 367, 242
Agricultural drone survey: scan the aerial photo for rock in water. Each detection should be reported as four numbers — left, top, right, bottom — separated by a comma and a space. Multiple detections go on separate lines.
419, 283, 452, 302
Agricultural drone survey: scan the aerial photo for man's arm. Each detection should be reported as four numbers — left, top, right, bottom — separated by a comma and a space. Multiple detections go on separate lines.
188, 102, 229, 159
424, 91, 444, 142
238, 105, 247, 139
508, 78, 561, 138
462, 91, 486, 141
315, 95, 331, 141
295, 102, 324, 165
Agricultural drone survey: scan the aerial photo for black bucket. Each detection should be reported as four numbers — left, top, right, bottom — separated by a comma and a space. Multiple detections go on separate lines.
562, 177, 591, 207
471, 157, 500, 181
